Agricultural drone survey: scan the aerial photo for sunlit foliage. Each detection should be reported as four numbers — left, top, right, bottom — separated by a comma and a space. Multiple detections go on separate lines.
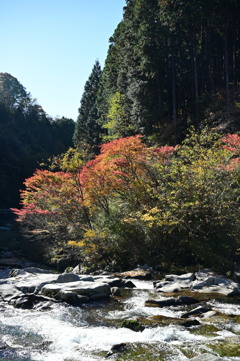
13, 130, 240, 271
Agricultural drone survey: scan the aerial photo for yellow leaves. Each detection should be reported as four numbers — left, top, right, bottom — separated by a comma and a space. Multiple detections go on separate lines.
83, 229, 98, 239
139, 207, 161, 226
68, 229, 108, 254
68, 240, 83, 247
83, 229, 107, 241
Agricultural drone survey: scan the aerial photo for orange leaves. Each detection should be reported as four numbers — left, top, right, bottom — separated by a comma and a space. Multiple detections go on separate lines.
153, 145, 175, 157
222, 133, 240, 155
16, 135, 177, 219
20, 169, 79, 215
11, 203, 51, 222
221, 133, 240, 171
79, 136, 149, 209
78, 135, 176, 213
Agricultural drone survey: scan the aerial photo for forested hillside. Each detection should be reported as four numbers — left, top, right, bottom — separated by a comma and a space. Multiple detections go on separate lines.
5, 0, 240, 271
74, 0, 240, 147
0, 73, 74, 207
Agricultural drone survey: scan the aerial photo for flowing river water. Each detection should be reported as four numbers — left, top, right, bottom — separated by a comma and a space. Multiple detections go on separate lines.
0, 275, 240, 361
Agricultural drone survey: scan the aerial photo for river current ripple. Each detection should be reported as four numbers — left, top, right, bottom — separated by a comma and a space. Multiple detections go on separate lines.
0, 272, 240, 361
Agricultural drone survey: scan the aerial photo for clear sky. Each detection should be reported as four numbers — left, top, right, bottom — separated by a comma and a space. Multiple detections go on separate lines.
0, 0, 125, 120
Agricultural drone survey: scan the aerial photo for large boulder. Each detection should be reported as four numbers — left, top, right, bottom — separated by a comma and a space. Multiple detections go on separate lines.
40, 281, 111, 301
0, 267, 113, 306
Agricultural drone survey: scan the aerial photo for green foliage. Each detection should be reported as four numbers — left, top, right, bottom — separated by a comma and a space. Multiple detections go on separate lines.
73, 61, 102, 150
102, 92, 134, 141
97, 0, 240, 143
14, 130, 240, 271
0, 74, 74, 207
0, 72, 29, 110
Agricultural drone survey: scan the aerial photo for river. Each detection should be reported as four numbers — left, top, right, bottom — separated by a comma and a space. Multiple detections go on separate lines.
0, 274, 240, 361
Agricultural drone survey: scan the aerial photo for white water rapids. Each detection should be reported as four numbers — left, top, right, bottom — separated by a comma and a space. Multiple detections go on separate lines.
0, 277, 240, 361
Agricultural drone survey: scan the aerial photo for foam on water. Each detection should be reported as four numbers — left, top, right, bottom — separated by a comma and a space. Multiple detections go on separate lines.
1, 274, 239, 361
0, 301, 206, 361
208, 300, 240, 315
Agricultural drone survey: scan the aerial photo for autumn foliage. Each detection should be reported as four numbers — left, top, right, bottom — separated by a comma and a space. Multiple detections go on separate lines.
13, 131, 240, 271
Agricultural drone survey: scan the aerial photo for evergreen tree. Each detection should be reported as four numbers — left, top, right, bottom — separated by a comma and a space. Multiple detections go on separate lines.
99, 0, 240, 144
73, 61, 102, 149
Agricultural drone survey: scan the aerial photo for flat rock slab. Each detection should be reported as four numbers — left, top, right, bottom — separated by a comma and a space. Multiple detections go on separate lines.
40, 281, 111, 301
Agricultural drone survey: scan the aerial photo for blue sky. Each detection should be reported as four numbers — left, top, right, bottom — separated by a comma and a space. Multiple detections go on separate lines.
0, 0, 125, 120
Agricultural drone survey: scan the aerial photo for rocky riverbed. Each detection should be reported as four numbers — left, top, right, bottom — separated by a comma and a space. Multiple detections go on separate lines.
0, 249, 240, 360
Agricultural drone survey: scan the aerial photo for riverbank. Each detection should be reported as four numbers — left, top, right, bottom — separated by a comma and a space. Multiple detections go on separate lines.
1, 215, 240, 360
0, 254, 240, 360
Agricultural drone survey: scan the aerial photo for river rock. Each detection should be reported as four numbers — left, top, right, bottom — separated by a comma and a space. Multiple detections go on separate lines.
191, 275, 240, 295
11, 295, 34, 309
56, 273, 81, 283
10, 294, 56, 309
40, 281, 111, 301
234, 271, 240, 282
94, 276, 136, 288
104, 278, 126, 288
0, 258, 23, 268
180, 319, 201, 327
200, 310, 217, 318
80, 276, 95, 282
8, 267, 51, 277
181, 306, 212, 318
165, 272, 196, 282
0, 283, 24, 302
154, 270, 240, 296
145, 295, 198, 307
0, 341, 8, 350
106, 343, 127, 358
189, 354, 224, 361
115, 266, 153, 280
55, 291, 90, 305
121, 319, 145, 332
111, 287, 122, 296
16, 273, 59, 294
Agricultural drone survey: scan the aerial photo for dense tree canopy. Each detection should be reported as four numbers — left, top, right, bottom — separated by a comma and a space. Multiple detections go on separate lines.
0, 73, 74, 207
73, 61, 102, 150
77, 0, 240, 146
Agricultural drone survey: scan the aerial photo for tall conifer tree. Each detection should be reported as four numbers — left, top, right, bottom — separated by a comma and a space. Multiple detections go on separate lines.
73, 61, 102, 149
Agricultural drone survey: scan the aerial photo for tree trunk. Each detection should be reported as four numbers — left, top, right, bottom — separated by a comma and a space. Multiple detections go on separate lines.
224, 28, 230, 109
